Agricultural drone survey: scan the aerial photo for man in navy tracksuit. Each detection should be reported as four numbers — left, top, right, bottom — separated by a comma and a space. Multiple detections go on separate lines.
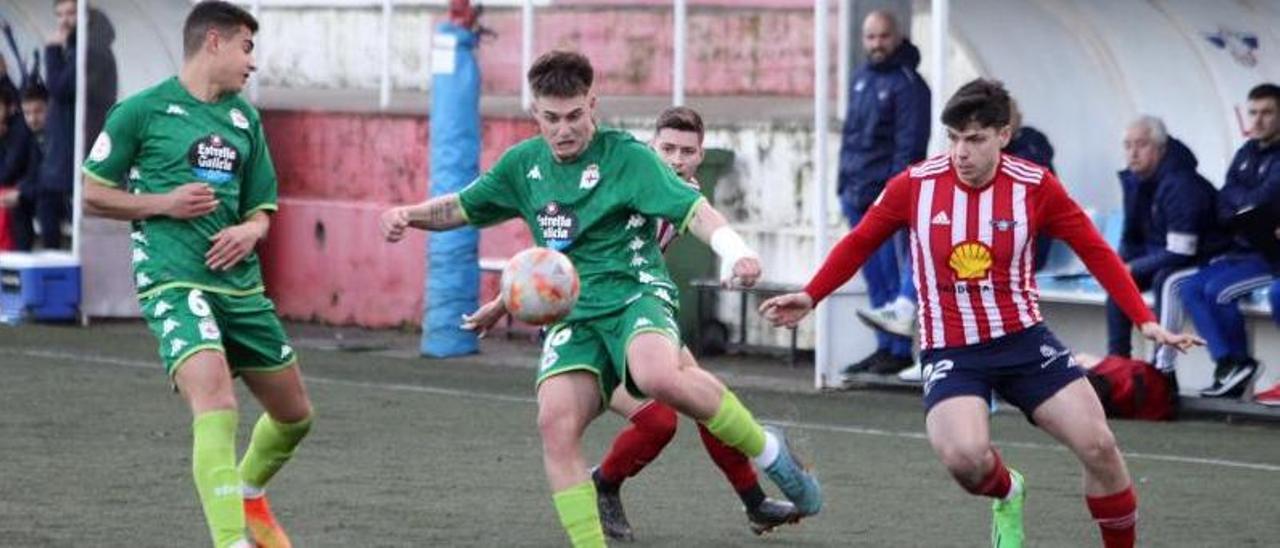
1180, 84, 1280, 398
836, 10, 930, 375
1109, 116, 1222, 364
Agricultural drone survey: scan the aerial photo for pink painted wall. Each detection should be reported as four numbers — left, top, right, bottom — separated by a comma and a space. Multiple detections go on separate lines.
558, 1, 812, 7
260, 110, 538, 327
476, 7, 818, 97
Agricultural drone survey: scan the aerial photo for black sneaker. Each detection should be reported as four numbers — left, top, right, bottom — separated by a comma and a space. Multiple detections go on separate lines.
1200, 358, 1258, 398
842, 349, 890, 375
868, 353, 914, 375
591, 467, 634, 541
747, 497, 800, 535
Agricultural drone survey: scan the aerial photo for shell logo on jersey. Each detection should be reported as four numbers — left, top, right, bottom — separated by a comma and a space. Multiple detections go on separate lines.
536, 201, 578, 251
948, 241, 993, 280
579, 164, 601, 190
188, 134, 240, 184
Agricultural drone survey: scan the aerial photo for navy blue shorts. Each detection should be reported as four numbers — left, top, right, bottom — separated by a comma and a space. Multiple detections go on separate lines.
919, 324, 1084, 422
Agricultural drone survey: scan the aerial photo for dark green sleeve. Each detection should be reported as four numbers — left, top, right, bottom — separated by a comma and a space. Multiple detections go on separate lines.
81, 99, 144, 187
239, 112, 279, 218
624, 145, 704, 231
458, 149, 523, 226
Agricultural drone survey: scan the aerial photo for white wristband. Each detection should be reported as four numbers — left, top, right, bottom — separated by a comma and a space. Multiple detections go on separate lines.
710, 226, 757, 282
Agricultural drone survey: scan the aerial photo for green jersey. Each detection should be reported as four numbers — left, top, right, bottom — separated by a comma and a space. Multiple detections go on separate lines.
82, 77, 279, 299
460, 127, 704, 322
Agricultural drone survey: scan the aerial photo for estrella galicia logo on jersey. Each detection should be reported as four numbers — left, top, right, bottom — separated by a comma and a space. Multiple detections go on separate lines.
536, 201, 578, 251
188, 134, 240, 184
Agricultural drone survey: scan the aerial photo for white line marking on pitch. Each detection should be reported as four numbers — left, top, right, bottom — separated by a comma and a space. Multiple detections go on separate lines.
8, 347, 1279, 473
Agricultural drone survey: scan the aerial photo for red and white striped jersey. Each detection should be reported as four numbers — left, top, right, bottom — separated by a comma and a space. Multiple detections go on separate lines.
805, 154, 1154, 350
655, 177, 702, 252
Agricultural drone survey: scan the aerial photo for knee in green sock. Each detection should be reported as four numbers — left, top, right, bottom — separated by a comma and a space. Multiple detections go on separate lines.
701, 390, 766, 458
239, 413, 313, 490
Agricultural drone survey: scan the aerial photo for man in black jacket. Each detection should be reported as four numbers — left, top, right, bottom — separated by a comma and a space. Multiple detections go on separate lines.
39, 0, 118, 249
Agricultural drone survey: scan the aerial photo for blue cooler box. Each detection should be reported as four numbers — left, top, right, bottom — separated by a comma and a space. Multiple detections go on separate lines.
0, 251, 81, 324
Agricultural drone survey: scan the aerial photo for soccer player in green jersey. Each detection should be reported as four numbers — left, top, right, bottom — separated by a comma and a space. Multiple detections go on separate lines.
81, 3, 310, 547
380, 51, 821, 547
463, 107, 801, 540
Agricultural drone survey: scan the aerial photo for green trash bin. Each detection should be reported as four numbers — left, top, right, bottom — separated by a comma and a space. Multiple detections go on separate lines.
664, 148, 734, 355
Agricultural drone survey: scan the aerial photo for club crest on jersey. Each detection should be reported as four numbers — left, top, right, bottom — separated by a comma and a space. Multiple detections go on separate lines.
89, 133, 111, 162
536, 201, 578, 251
948, 241, 993, 280
579, 164, 601, 190
188, 134, 240, 184
991, 219, 1018, 231
229, 108, 250, 129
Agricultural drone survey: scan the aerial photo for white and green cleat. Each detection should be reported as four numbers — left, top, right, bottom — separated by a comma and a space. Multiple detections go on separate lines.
991, 469, 1025, 548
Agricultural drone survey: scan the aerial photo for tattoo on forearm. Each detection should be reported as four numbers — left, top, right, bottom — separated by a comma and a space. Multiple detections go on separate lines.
415, 196, 463, 229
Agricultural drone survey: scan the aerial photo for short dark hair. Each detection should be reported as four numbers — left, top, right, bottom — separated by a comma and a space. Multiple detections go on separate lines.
183, 1, 258, 59
1248, 83, 1280, 106
20, 83, 48, 104
528, 50, 594, 99
53, 0, 75, 7
655, 106, 704, 141
942, 78, 1012, 130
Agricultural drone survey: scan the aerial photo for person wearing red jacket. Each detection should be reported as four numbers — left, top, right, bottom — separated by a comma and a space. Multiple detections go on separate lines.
761, 79, 1202, 548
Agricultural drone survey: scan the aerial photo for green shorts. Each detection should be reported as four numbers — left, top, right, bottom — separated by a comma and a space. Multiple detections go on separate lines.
140, 286, 298, 377
535, 294, 681, 400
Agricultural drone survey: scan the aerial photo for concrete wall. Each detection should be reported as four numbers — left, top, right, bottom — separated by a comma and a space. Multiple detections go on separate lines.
253, 2, 822, 97
258, 110, 537, 327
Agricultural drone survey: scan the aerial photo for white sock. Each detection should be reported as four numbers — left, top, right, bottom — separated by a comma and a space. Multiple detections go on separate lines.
1003, 473, 1022, 502
230, 540, 255, 548
242, 484, 265, 499
892, 296, 918, 318
752, 429, 782, 468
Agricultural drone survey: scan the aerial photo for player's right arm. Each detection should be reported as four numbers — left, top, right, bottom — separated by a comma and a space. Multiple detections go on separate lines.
84, 177, 218, 220
381, 149, 523, 242
82, 97, 220, 221
759, 172, 911, 328
380, 194, 468, 241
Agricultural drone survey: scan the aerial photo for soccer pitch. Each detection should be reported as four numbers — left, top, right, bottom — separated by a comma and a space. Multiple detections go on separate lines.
2, 321, 1276, 547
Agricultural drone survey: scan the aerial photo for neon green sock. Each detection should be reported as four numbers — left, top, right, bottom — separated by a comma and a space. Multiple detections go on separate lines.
552, 481, 605, 548
239, 413, 312, 491
701, 390, 766, 458
192, 410, 244, 548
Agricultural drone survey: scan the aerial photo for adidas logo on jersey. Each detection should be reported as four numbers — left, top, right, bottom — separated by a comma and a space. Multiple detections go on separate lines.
527, 166, 542, 180
166, 104, 187, 116
931, 211, 951, 225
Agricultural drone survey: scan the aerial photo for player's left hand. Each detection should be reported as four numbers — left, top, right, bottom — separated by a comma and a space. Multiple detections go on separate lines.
723, 256, 761, 288
206, 222, 264, 271
0, 188, 17, 208
1139, 322, 1204, 353
461, 297, 508, 338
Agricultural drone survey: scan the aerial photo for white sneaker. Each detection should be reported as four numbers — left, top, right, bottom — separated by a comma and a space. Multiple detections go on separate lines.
856, 302, 916, 338
897, 362, 923, 383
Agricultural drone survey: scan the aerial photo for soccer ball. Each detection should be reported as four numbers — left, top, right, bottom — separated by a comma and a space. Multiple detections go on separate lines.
501, 247, 580, 325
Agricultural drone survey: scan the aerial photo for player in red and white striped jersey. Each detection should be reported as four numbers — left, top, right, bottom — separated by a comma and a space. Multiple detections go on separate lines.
762, 80, 1202, 548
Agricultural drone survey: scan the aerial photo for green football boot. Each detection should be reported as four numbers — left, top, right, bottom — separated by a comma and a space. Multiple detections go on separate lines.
991, 469, 1025, 548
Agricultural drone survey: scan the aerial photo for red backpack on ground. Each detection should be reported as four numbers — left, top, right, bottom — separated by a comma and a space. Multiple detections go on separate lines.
1085, 356, 1176, 421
